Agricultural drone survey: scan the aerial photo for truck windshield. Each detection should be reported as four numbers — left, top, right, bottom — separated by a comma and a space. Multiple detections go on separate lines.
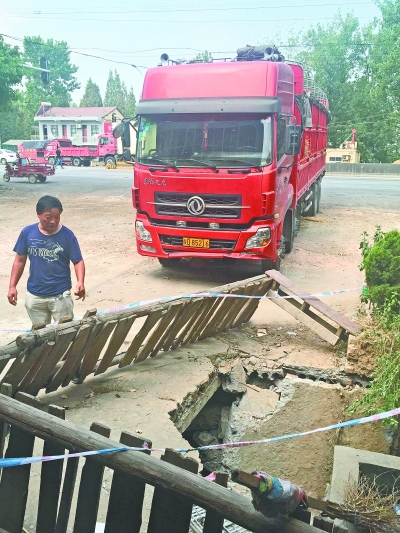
136, 114, 272, 168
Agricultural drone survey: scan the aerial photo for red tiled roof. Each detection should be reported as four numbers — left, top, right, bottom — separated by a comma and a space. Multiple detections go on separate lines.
39, 106, 118, 117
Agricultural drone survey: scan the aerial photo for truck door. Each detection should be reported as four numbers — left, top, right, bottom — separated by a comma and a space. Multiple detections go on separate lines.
275, 116, 291, 217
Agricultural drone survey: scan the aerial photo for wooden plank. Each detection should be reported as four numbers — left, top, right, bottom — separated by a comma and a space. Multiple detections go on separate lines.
171, 299, 206, 349
0, 383, 12, 460
291, 508, 312, 524
0, 422, 36, 532
232, 278, 273, 327
185, 297, 218, 344
104, 432, 152, 533
62, 322, 102, 387
214, 287, 249, 333
160, 301, 193, 352
267, 289, 340, 346
190, 297, 224, 341
55, 456, 79, 533
203, 472, 229, 533
223, 282, 261, 331
149, 301, 185, 357
135, 310, 174, 363
76, 320, 118, 382
94, 315, 136, 375
119, 310, 164, 368
199, 297, 227, 339
266, 269, 360, 335
25, 329, 77, 396
1, 348, 38, 390
31, 322, 46, 330
179, 298, 216, 346
36, 405, 66, 533
58, 315, 73, 324
73, 423, 111, 533
0, 394, 322, 533
147, 448, 199, 533
83, 308, 97, 318
13, 343, 56, 394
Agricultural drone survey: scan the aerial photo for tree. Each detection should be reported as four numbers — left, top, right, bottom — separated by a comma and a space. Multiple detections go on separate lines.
0, 36, 23, 110
104, 69, 136, 116
80, 78, 103, 107
23, 36, 80, 120
192, 50, 213, 63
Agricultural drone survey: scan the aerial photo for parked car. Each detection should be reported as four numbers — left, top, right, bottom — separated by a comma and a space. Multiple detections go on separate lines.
0, 149, 18, 165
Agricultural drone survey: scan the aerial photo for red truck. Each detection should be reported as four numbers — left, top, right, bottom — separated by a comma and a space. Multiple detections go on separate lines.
128, 45, 329, 271
18, 134, 119, 167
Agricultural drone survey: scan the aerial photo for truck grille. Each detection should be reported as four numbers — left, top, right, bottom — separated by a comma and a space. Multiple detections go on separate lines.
151, 192, 244, 219
160, 235, 236, 250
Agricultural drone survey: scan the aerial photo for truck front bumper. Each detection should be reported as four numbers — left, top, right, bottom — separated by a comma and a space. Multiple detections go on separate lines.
135, 213, 277, 261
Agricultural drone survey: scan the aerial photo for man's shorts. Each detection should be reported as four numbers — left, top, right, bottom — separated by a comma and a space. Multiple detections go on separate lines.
25, 290, 74, 326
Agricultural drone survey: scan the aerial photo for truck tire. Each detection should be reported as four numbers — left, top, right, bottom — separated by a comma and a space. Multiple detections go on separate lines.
158, 257, 181, 268
317, 179, 322, 211
72, 157, 81, 167
38, 175, 47, 183
1, 158, 7, 165
294, 204, 301, 237
105, 156, 116, 167
48, 156, 55, 165
83, 160, 91, 167
28, 174, 37, 184
283, 209, 295, 253
308, 183, 318, 217
3, 173, 10, 182
261, 257, 281, 273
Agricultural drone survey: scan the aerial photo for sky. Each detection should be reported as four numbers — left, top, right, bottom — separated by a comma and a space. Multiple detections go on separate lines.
1, 0, 381, 106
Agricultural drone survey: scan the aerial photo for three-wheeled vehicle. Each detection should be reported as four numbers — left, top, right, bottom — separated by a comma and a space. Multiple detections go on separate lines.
3, 158, 55, 184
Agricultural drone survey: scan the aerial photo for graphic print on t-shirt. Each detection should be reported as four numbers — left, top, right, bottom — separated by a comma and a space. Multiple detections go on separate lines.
27, 238, 64, 262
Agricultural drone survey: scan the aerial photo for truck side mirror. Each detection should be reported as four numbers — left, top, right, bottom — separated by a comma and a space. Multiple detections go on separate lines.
284, 125, 302, 155
113, 123, 125, 139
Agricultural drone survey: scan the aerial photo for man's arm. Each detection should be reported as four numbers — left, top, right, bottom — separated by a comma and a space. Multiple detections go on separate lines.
8, 254, 27, 306
73, 260, 86, 301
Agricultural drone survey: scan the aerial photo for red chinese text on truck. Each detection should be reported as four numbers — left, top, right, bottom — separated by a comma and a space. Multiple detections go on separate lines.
18, 134, 118, 167
128, 46, 329, 272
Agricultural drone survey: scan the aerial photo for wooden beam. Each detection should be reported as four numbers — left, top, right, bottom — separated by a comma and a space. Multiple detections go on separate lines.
0, 394, 318, 533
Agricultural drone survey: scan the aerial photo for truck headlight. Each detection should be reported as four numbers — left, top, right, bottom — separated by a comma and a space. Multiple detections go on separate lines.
136, 221, 152, 242
244, 228, 271, 249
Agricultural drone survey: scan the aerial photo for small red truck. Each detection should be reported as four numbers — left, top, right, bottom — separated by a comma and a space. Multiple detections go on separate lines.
18, 134, 119, 167
129, 45, 329, 271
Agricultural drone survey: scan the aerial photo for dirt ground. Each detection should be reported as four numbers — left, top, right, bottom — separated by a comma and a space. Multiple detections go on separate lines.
1, 178, 400, 524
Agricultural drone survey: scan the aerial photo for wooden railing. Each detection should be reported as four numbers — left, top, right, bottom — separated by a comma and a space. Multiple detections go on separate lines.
0, 276, 272, 397
0, 392, 321, 533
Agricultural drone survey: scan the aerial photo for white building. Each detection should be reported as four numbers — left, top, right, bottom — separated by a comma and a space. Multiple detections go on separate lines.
34, 103, 124, 146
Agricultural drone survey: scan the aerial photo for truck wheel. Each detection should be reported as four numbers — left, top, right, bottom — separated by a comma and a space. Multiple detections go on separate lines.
1, 158, 7, 165
28, 174, 37, 184
105, 156, 116, 167
72, 157, 81, 167
308, 183, 318, 217
317, 179, 322, 211
283, 209, 295, 254
3, 173, 10, 182
48, 157, 55, 165
294, 204, 301, 237
261, 257, 281, 273
83, 160, 91, 167
38, 175, 47, 183
158, 258, 181, 268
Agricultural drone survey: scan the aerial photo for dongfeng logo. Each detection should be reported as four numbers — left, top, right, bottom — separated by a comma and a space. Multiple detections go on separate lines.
187, 196, 206, 215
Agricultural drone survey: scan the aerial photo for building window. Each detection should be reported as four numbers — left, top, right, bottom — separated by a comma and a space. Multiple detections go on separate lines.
70, 125, 77, 136
50, 125, 59, 137
91, 125, 99, 136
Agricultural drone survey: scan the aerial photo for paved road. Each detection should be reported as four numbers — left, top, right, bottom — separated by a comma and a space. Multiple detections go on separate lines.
2, 166, 399, 210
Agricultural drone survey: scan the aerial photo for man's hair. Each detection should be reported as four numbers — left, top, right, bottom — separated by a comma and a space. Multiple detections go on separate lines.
36, 196, 63, 214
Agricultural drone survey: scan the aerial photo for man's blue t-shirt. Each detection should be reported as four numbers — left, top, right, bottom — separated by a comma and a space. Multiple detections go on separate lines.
14, 224, 83, 297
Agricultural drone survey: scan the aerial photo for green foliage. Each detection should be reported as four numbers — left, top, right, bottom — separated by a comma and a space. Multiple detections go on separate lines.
0, 97, 32, 142
283, 1, 400, 162
192, 50, 213, 63
0, 36, 23, 110
80, 78, 103, 107
23, 36, 80, 120
349, 315, 400, 424
359, 228, 400, 311
104, 69, 136, 116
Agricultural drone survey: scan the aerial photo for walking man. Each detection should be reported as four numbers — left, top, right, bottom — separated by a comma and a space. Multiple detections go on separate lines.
8, 195, 86, 325
54, 148, 63, 168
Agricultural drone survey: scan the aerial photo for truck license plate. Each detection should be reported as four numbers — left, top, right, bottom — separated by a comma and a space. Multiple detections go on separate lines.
183, 238, 210, 248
